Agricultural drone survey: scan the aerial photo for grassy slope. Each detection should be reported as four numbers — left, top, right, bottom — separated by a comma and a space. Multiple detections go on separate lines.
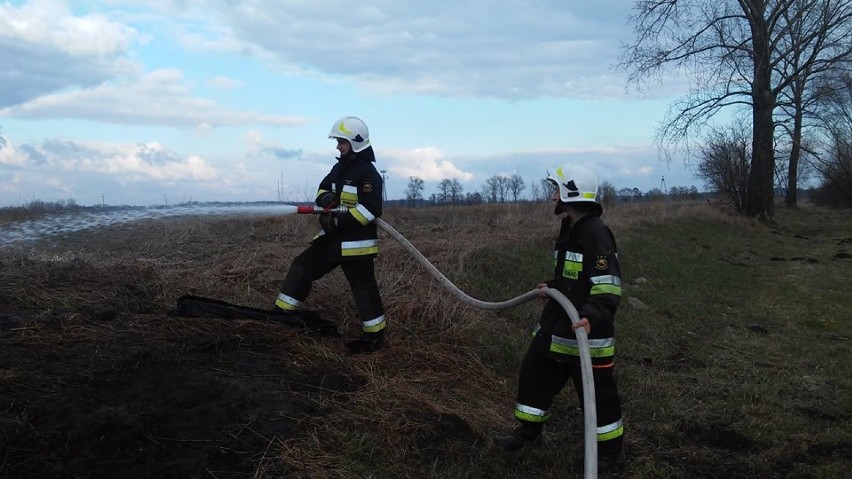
613, 204, 852, 478
277, 201, 851, 478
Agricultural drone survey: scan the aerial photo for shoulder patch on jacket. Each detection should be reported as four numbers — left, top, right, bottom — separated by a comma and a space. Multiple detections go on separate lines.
594, 255, 610, 270
362, 181, 373, 193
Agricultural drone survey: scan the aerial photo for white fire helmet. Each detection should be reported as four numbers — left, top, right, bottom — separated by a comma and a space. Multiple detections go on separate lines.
546, 164, 601, 205
328, 116, 371, 153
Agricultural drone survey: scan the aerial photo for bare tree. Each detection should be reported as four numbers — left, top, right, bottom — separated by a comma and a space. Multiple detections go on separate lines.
617, 187, 644, 203
531, 178, 548, 202
669, 185, 700, 200
405, 176, 424, 207
620, 0, 851, 220
774, 139, 816, 198
696, 122, 752, 211
466, 191, 484, 205
507, 174, 526, 202
483, 175, 510, 203
449, 179, 464, 204
599, 180, 617, 210
811, 72, 852, 207
483, 177, 499, 203
775, 0, 852, 207
436, 179, 452, 204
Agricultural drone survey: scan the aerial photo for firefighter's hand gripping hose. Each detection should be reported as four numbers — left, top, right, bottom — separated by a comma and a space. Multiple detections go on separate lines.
291, 205, 599, 479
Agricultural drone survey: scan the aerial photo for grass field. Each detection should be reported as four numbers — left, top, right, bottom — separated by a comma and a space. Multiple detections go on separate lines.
0, 200, 849, 478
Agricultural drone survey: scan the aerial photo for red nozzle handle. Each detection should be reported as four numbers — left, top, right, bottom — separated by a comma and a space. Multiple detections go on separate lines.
296, 205, 348, 214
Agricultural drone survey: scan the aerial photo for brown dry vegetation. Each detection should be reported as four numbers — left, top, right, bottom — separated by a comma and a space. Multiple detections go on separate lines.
1, 201, 850, 478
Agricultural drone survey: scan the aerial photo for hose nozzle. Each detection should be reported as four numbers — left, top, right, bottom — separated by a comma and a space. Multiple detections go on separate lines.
296, 205, 348, 215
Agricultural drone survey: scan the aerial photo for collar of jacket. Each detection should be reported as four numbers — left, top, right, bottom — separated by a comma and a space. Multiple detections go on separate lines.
557, 214, 598, 244
336, 146, 376, 164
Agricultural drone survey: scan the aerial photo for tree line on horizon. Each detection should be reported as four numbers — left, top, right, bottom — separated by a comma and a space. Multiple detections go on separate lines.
398, 174, 705, 208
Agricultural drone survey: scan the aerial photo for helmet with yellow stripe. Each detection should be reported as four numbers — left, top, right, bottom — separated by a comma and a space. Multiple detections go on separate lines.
546, 164, 600, 206
328, 116, 370, 153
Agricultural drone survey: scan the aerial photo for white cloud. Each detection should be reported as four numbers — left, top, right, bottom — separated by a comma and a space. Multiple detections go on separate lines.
386, 147, 475, 181
0, 0, 138, 108
1, 69, 308, 128
138, 0, 644, 100
0, 136, 30, 167
15, 138, 221, 182
0, 134, 282, 205
0, 0, 135, 56
0, 2, 309, 127
208, 76, 242, 89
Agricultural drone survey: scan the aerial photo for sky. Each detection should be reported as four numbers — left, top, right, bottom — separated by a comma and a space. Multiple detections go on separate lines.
0, 0, 704, 207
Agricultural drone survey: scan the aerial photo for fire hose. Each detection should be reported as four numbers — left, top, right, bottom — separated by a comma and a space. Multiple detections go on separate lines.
290, 205, 599, 479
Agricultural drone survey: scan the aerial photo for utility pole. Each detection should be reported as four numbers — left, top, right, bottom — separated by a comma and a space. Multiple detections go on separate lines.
380, 170, 387, 202
101, 195, 105, 207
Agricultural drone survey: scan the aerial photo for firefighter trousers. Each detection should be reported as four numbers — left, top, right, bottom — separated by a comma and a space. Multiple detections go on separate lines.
516, 346, 624, 456
279, 242, 384, 334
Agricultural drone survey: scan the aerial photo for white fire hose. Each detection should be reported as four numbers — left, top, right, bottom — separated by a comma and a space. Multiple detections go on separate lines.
289, 205, 599, 478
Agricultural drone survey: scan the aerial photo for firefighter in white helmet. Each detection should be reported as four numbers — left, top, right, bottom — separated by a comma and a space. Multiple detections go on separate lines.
495, 164, 625, 468
275, 116, 387, 354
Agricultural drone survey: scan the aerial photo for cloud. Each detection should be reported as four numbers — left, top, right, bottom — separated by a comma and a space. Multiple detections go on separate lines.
0, 136, 31, 167
243, 130, 303, 160
13, 138, 221, 182
149, 0, 641, 100
0, 2, 309, 127
376, 144, 669, 198
18, 144, 49, 166
0, 0, 134, 56
0, 134, 275, 205
1, 69, 309, 128
385, 147, 474, 181
208, 76, 243, 89
0, 0, 138, 108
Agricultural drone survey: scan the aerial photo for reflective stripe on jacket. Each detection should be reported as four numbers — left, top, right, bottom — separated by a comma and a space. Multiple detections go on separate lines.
533, 214, 622, 364
310, 147, 383, 261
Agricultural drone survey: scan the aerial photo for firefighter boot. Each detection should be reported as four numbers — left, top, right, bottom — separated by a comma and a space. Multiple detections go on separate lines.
598, 436, 625, 471
494, 422, 543, 452
346, 330, 385, 354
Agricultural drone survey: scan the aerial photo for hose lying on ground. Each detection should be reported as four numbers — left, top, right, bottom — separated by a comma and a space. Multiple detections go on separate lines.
375, 218, 599, 479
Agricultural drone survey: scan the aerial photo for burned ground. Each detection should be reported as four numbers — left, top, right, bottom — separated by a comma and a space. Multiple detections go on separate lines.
0, 215, 365, 478
1, 293, 362, 478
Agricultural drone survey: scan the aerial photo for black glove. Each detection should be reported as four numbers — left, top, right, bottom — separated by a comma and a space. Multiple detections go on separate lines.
319, 214, 338, 234
317, 192, 338, 209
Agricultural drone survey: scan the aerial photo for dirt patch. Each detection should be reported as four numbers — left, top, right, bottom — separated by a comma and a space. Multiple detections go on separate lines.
0, 214, 374, 478
1, 312, 362, 478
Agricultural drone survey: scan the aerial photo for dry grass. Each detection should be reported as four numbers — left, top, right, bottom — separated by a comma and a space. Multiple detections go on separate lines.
1, 200, 848, 478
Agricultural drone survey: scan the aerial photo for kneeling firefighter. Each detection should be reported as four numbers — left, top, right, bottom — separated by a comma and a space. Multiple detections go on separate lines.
275, 116, 387, 354
495, 164, 625, 468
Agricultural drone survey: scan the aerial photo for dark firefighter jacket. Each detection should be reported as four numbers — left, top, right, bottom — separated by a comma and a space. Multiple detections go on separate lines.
311, 146, 383, 261
532, 214, 623, 366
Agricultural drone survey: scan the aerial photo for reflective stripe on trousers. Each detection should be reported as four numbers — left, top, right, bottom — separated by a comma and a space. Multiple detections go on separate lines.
275, 293, 304, 311
362, 314, 386, 333
513, 403, 549, 423
341, 239, 378, 257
